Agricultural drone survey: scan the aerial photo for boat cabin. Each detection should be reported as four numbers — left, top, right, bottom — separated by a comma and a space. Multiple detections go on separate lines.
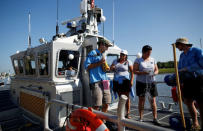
10, 35, 121, 126
9, 0, 122, 127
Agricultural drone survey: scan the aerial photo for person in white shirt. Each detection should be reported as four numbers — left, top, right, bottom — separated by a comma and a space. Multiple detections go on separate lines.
133, 45, 160, 125
110, 50, 134, 119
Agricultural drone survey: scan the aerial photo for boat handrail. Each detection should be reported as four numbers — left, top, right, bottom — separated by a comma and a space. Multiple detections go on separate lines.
44, 96, 174, 131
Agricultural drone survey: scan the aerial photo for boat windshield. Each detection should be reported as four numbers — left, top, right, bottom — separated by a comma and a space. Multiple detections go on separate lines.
13, 59, 24, 75
57, 50, 79, 77
25, 55, 36, 75
38, 52, 49, 76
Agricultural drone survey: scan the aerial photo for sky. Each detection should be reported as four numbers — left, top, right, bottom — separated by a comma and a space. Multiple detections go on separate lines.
0, 0, 203, 73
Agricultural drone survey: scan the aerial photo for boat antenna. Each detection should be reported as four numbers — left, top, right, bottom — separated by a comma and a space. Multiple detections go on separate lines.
200, 38, 202, 49
28, 11, 31, 48
112, 0, 115, 45
103, 22, 105, 38
56, 0, 59, 36
101, 0, 105, 39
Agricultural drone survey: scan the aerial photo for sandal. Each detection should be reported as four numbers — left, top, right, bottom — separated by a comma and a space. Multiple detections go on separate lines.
153, 118, 161, 126
125, 114, 131, 119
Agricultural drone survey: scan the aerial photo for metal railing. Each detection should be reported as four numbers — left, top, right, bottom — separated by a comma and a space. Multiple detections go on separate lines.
44, 95, 174, 131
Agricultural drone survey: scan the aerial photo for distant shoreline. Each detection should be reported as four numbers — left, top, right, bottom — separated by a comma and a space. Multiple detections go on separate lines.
159, 68, 175, 74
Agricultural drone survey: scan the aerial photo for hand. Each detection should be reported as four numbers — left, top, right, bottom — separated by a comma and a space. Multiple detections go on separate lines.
111, 65, 116, 71
130, 80, 133, 87
99, 58, 106, 65
179, 68, 187, 72
142, 71, 149, 75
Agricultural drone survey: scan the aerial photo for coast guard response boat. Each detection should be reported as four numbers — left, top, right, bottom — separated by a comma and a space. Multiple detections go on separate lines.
1, 0, 195, 131
2, 0, 121, 130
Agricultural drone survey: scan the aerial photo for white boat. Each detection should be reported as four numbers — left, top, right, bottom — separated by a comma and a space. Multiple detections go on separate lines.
7, 0, 120, 129
0, 1, 198, 131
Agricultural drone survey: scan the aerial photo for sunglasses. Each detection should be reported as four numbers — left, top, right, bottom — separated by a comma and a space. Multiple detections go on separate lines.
175, 42, 183, 45
100, 43, 108, 47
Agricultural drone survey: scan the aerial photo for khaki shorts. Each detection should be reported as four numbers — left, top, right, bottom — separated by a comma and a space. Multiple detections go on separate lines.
90, 81, 111, 106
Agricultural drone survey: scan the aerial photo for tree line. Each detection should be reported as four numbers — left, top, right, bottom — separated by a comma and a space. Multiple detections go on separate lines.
157, 61, 175, 69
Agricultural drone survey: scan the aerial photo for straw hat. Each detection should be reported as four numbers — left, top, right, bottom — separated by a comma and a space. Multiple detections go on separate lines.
98, 37, 113, 47
174, 37, 192, 46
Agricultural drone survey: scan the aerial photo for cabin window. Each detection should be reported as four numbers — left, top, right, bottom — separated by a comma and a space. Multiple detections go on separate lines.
106, 54, 119, 73
38, 53, 49, 76
18, 59, 24, 74
13, 59, 24, 75
57, 50, 79, 77
25, 55, 36, 75
107, 54, 118, 66
13, 60, 19, 74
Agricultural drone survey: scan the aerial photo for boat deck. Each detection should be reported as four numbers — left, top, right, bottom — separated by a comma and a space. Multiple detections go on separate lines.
107, 105, 195, 131
0, 88, 200, 131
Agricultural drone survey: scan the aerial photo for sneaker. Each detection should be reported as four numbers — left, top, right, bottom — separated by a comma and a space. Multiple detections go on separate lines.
153, 119, 161, 126
138, 118, 143, 122
191, 125, 201, 131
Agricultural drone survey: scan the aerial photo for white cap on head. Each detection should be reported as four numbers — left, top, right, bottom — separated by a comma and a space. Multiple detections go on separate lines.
120, 50, 128, 55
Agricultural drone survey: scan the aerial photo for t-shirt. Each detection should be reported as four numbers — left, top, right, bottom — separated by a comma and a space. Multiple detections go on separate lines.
178, 47, 203, 73
84, 49, 108, 83
112, 59, 133, 79
134, 57, 156, 83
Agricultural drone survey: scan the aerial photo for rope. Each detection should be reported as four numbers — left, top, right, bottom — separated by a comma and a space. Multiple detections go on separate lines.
62, 114, 70, 131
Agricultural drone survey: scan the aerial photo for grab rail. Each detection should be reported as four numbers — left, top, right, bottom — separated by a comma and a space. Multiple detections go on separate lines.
44, 95, 173, 131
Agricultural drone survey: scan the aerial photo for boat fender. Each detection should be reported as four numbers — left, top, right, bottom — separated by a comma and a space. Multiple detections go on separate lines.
171, 87, 178, 102
164, 74, 176, 86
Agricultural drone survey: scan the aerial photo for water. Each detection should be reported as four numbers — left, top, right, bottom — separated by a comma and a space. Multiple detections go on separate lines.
156, 74, 172, 96
0, 76, 11, 90
130, 73, 188, 112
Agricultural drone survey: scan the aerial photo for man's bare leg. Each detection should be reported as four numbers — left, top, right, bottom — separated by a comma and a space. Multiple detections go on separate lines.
93, 106, 100, 111
184, 99, 200, 128
102, 104, 108, 112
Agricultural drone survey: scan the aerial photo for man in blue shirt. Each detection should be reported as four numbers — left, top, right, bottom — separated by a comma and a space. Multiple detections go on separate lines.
84, 39, 112, 112
175, 37, 203, 130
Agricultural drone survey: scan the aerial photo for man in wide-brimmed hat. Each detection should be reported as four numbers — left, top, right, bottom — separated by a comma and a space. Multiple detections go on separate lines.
174, 37, 203, 130
84, 37, 112, 113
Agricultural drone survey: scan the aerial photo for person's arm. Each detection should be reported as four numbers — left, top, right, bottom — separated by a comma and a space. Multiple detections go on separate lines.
133, 63, 148, 75
110, 59, 117, 71
110, 64, 116, 71
178, 53, 187, 72
154, 64, 159, 75
186, 48, 203, 72
87, 58, 105, 70
84, 50, 105, 71
129, 65, 134, 87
